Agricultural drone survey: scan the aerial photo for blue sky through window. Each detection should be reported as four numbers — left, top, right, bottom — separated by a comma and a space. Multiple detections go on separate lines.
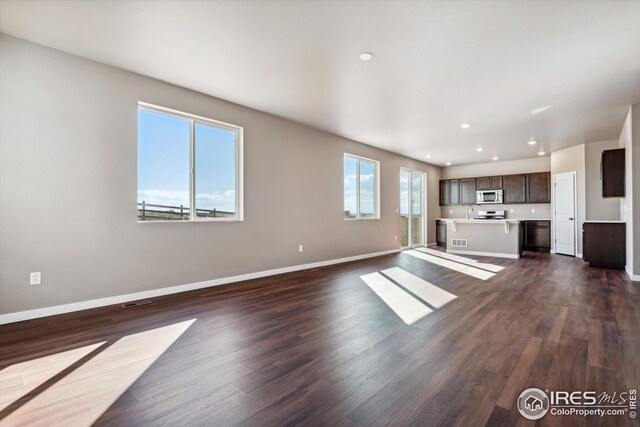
344, 155, 376, 218
138, 109, 237, 217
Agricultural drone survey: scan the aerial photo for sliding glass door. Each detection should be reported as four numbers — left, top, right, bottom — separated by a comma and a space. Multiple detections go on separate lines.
400, 169, 425, 248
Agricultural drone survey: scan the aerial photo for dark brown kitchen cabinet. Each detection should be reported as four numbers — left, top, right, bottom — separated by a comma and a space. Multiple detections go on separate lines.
521, 220, 550, 252
440, 180, 450, 206
460, 178, 476, 205
476, 177, 490, 190
436, 220, 447, 246
476, 176, 502, 191
526, 172, 551, 203
583, 222, 625, 269
503, 174, 527, 204
602, 148, 625, 197
449, 179, 460, 205
490, 176, 503, 190
440, 179, 461, 206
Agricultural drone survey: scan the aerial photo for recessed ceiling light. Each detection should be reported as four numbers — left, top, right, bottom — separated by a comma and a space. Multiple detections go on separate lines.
538, 151, 546, 156
445, 161, 452, 166
475, 147, 483, 152
528, 139, 537, 145
492, 156, 499, 161
460, 123, 470, 129
359, 52, 373, 61
425, 154, 431, 159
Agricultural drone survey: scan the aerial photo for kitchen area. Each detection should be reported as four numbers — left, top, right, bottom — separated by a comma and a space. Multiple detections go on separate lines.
434, 145, 627, 271
436, 171, 551, 259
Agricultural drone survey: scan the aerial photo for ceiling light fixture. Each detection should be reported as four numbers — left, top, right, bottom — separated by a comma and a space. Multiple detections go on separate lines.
359, 52, 373, 61
445, 161, 452, 166
460, 123, 470, 129
538, 151, 546, 156
528, 139, 537, 145
425, 154, 431, 159
475, 147, 483, 152
492, 156, 499, 161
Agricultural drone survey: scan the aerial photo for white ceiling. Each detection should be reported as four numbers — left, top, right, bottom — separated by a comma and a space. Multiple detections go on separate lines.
1, 0, 640, 166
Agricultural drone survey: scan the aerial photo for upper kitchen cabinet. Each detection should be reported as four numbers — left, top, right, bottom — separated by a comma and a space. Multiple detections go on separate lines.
460, 178, 476, 205
439, 179, 461, 206
503, 174, 527, 204
526, 172, 551, 203
490, 176, 503, 190
476, 177, 490, 190
440, 180, 450, 206
449, 179, 460, 205
476, 176, 502, 191
602, 148, 625, 197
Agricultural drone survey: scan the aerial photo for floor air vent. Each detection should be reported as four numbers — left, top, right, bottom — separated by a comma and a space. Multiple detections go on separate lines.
121, 300, 152, 308
451, 239, 468, 248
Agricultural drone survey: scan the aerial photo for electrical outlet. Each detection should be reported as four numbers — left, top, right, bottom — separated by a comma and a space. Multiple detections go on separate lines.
396, 208, 399, 214
531, 208, 536, 213
298, 245, 303, 252
449, 209, 453, 214
510, 209, 514, 214
30, 272, 41, 286
394, 235, 397, 241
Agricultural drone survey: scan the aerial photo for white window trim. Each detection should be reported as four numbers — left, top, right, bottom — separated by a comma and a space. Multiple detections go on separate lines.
344, 153, 380, 220
138, 102, 244, 222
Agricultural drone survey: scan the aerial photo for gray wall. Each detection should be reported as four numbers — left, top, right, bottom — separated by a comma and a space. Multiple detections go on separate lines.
633, 105, 640, 274
585, 140, 621, 221
440, 157, 551, 220
0, 35, 441, 314
619, 108, 635, 275
441, 157, 551, 180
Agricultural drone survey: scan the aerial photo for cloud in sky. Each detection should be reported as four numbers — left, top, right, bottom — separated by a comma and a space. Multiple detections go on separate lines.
138, 189, 235, 212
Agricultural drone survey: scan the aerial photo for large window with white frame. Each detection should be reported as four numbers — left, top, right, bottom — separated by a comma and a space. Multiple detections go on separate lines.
344, 154, 380, 219
137, 103, 243, 222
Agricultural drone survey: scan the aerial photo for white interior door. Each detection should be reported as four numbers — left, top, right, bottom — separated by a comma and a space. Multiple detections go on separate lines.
553, 173, 576, 256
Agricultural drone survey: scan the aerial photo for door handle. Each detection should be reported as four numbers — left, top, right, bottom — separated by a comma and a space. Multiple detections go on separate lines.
569, 217, 574, 220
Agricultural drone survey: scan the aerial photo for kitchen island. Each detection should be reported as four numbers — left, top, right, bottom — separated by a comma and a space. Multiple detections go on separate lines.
436, 218, 522, 259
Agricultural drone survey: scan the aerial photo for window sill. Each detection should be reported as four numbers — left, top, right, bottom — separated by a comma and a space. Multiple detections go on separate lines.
344, 217, 381, 221
137, 218, 243, 223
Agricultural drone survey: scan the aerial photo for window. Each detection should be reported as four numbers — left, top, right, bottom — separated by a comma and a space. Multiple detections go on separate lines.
344, 154, 379, 219
138, 103, 243, 222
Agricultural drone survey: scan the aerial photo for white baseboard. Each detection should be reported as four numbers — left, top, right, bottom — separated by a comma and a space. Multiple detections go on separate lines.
446, 249, 520, 259
0, 249, 401, 325
626, 265, 640, 282
576, 253, 583, 259
550, 250, 556, 254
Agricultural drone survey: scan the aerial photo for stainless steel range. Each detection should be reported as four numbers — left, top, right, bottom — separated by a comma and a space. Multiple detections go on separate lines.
475, 210, 506, 220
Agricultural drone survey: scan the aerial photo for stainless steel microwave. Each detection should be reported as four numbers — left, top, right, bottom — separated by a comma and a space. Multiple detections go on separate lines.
476, 189, 503, 204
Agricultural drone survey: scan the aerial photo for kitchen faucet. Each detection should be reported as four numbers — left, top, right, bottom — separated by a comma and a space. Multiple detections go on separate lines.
465, 205, 474, 219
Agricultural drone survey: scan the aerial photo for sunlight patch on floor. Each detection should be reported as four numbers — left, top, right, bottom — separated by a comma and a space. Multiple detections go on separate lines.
0, 319, 195, 427
0, 342, 105, 412
361, 272, 433, 325
416, 247, 505, 273
404, 250, 495, 280
381, 267, 457, 308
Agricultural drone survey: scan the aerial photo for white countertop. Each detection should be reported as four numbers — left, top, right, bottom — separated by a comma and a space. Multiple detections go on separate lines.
436, 218, 519, 223
437, 218, 550, 222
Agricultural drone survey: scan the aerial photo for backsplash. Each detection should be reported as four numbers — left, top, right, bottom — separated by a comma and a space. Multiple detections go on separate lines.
441, 203, 551, 220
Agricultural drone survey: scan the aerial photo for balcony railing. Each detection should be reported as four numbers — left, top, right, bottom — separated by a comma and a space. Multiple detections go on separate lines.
137, 201, 234, 221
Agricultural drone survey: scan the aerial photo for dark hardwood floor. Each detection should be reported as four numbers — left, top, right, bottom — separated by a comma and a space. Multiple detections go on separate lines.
1, 249, 639, 426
